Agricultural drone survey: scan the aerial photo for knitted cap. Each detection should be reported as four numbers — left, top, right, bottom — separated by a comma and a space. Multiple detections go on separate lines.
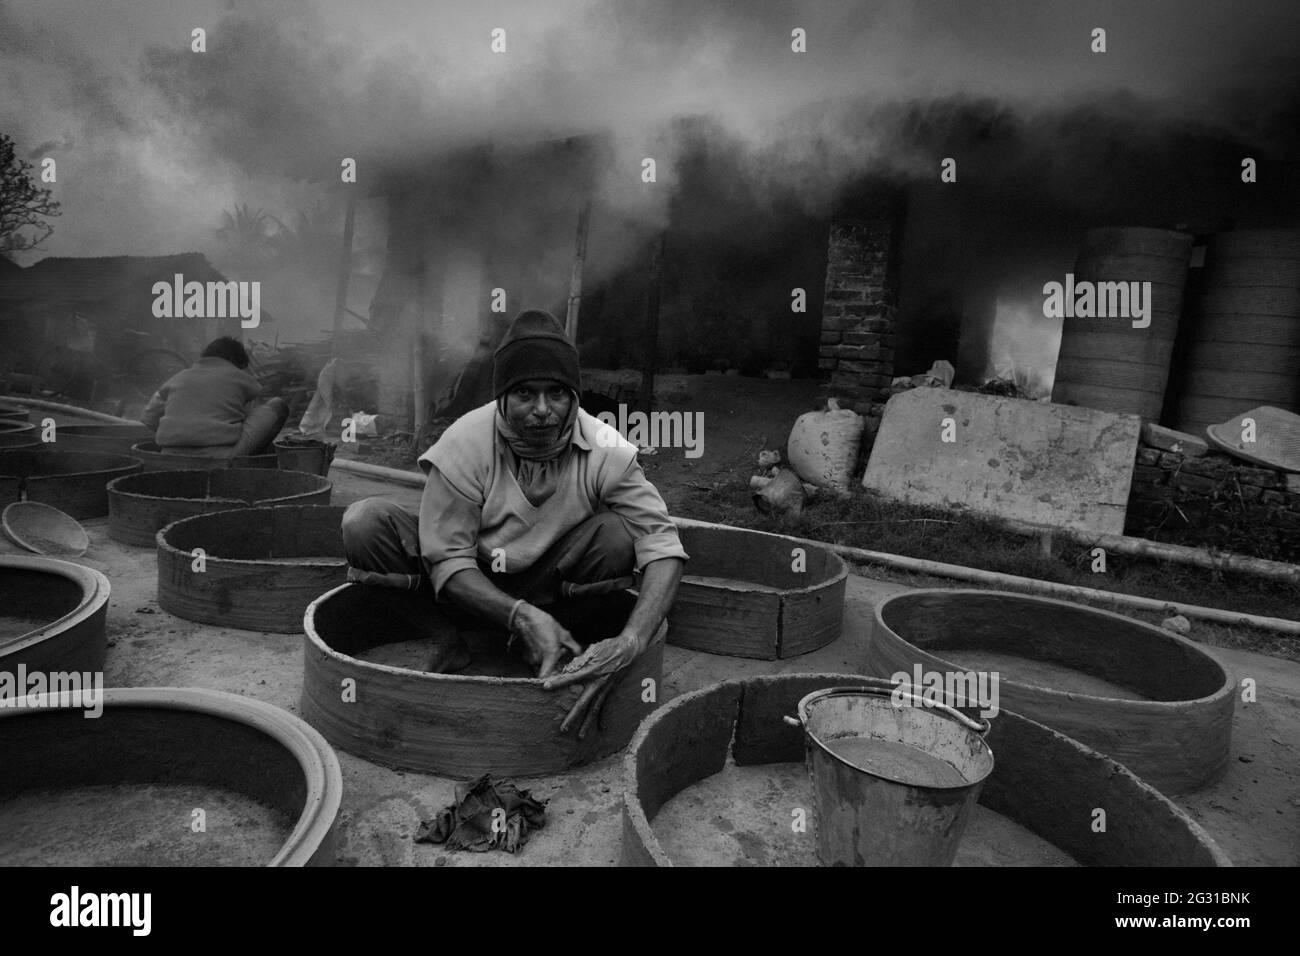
493, 309, 581, 398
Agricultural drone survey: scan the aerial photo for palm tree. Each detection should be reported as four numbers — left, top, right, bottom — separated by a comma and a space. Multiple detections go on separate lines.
267, 201, 340, 268
216, 203, 275, 246
214, 204, 277, 275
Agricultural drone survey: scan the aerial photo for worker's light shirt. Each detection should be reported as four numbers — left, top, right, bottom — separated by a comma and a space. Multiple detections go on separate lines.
141, 356, 262, 448
416, 402, 687, 596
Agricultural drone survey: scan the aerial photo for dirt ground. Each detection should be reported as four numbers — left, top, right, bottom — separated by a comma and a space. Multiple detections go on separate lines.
632, 373, 825, 512
4, 392, 1298, 866
3, 460, 1297, 866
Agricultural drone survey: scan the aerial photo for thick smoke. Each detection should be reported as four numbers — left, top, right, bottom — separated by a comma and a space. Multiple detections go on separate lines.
3, 0, 1298, 369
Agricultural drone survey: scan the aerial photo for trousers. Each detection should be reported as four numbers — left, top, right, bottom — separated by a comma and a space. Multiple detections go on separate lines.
339, 497, 636, 607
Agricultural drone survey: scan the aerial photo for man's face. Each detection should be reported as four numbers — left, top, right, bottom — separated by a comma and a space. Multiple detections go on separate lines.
504, 379, 573, 448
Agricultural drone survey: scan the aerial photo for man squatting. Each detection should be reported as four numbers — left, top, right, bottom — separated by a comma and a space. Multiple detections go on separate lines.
341, 309, 688, 737
140, 337, 289, 459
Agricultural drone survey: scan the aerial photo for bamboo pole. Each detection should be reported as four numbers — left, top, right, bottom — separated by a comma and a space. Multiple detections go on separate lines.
995, 516, 1300, 586
331, 191, 358, 356
329, 456, 425, 487
638, 232, 665, 415
412, 328, 427, 439
410, 263, 431, 440
565, 199, 592, 341
4, 397, 140, 424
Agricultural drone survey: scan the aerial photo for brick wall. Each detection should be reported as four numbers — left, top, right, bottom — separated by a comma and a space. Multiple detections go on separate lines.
819, 215, 901, 408
1126, 440, 1300, 563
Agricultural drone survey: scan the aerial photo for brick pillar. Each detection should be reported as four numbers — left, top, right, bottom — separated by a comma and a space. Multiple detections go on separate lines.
818, 212, 901, 407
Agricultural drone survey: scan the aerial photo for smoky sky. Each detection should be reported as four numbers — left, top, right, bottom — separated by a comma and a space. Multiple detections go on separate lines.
1, 0, 1298, 262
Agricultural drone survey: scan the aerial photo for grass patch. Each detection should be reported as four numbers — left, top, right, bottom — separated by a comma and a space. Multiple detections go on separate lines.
667, 470, 1300, 628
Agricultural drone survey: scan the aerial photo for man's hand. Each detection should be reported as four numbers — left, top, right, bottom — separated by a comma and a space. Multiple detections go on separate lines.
543, 632, 642, 738
537, 556, 682, 738
512, 603, 582, 679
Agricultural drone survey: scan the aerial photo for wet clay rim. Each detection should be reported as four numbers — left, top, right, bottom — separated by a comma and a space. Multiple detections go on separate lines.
0, 451, 143, 519
0, 555, 109, 670
130, 440, 278, 471
620, 673, 1231, 867
49, 424, 154, 458
106, 469, 333, 547
0, 421, 41, 450
0, 686, 342, 867
667, 522, 848, 660
302, 582, 666, 777
155, 505, 348, 633
868, 589, 1237, 794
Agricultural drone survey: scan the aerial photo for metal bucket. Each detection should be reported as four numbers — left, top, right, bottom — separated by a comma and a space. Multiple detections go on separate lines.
787, 682, 994, 866
273, 438, 335, 477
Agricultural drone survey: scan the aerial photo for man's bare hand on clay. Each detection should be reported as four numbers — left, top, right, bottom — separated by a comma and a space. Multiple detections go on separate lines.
542, 632, 642, 738
511, 603, 583, 679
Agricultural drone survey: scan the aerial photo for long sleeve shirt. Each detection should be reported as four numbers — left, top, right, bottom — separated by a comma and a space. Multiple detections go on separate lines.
416, 402, 687, 597
140, 356, 263, 449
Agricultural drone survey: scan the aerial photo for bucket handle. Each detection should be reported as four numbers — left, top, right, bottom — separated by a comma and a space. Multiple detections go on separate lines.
783, 684, 991, 736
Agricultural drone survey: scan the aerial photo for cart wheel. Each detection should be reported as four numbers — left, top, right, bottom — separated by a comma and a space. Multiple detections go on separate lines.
125, 349, 188, 400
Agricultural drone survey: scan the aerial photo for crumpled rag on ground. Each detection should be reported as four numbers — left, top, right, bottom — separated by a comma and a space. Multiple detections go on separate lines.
414, 774, 548, 853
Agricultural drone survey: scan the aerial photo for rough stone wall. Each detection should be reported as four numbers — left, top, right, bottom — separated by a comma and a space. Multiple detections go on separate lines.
1126, 440, 1300, 563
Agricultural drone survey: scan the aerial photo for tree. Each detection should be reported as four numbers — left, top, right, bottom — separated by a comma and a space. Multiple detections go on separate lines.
268, 200, 340, 268
215, 202, 275, 247
214, 203, 277, 276
0, 133, 61, 254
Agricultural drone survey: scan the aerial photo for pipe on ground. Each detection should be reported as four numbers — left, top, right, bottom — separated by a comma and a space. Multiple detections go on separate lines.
323, 463, 1300, 635
673, 516, 1300, 637
329, 456, 426, 488
6, 397, 142, 425
997, 516, 1300, 586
